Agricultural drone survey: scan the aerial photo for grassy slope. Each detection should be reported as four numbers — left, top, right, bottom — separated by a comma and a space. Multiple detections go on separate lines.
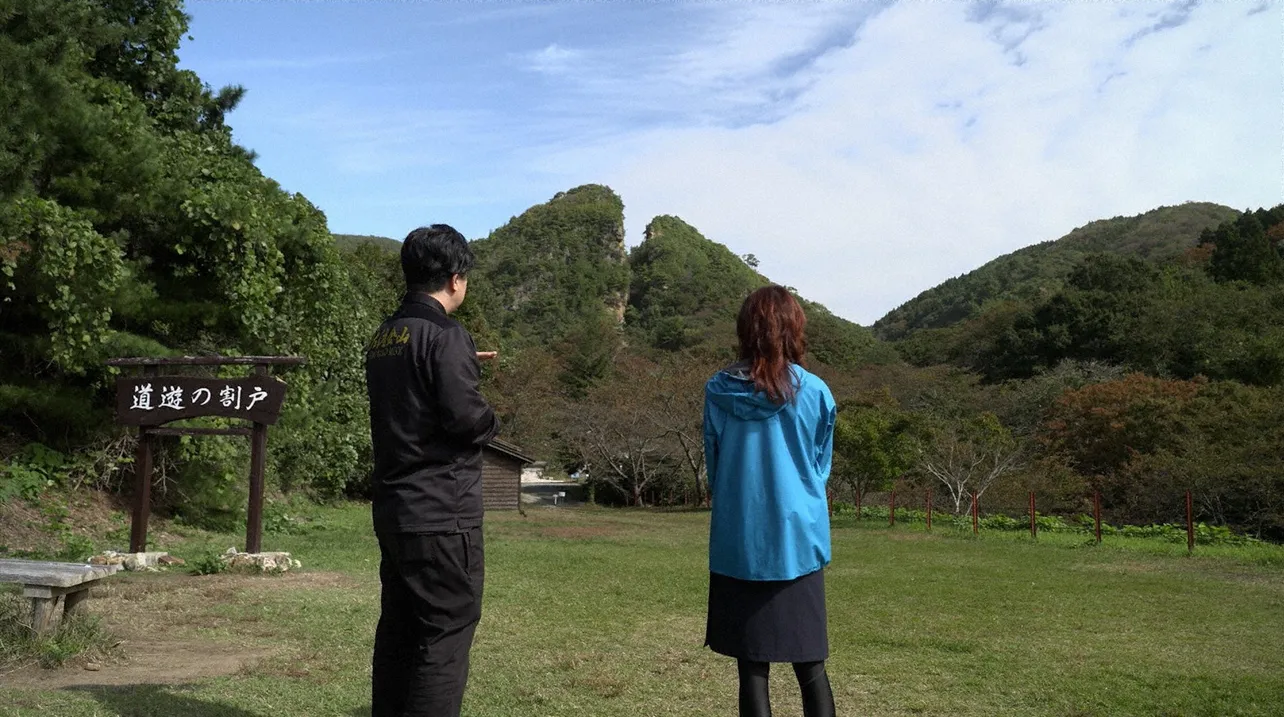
3, 505, 1282, 716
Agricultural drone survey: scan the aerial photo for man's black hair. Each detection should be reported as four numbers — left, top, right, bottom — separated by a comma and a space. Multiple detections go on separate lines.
401, 224, 475, 293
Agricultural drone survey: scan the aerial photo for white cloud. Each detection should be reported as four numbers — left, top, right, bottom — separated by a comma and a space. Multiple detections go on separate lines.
537, 0, 1284, 324
510, 2, 886, 126
524, 43, 584, 76
658, 3, 874, 94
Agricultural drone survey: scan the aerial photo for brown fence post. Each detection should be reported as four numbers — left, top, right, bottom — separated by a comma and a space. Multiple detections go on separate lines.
889, 491, 896, 527
1094, 490, 1102, 545
246, 367, 270, 554
129, 429, 153, 553
128, 365, 158, 553
971, 492, 979, 536
855, 491, 862, 521
1186, 490, 1195, 554
1029, 492, 1037, 539
926, 488, 933, 532
826, 486, 833, 517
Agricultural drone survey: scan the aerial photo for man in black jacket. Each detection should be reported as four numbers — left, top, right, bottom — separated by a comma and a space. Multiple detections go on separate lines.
365, 224, 500, 717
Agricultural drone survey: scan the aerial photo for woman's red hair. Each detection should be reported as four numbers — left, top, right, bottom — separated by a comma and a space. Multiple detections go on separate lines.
736, 286, 807, 404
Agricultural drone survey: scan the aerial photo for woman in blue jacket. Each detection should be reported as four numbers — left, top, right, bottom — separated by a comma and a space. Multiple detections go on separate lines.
704, 286, 838, 717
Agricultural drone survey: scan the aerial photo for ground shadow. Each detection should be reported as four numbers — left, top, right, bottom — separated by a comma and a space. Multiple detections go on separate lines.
70, 684, 263, 717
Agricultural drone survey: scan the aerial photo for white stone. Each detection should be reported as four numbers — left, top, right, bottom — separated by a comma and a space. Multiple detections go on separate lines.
90, 551, 172, 571
220, 551, 299, 573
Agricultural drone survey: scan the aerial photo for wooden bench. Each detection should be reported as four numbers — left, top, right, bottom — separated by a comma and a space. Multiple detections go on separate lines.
0, 559, 121, 636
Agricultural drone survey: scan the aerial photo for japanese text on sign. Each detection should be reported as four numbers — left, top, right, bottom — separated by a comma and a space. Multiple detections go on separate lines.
116, 376, 287, 426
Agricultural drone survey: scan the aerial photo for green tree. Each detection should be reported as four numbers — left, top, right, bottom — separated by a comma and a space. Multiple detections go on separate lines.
832, 398, 919, 509
1206, 212, 1284, 285
1039, 373, 1204, 519
1132, 382, 1284, 539
0, 0, 375, 509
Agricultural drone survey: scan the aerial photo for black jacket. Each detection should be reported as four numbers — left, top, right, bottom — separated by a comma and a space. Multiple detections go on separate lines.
365, 294, 500, 534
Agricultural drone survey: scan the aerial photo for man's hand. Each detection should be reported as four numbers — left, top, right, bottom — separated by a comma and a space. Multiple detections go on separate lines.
476, 351, 498, 362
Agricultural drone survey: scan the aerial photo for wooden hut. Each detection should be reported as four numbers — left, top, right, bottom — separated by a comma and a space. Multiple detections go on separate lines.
482, 439, 535, 511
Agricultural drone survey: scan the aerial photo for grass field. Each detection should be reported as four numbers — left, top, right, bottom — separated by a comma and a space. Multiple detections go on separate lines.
2, 504, 1283, 717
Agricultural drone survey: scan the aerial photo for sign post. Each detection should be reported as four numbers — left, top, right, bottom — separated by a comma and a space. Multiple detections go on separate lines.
109, 356, 304, 554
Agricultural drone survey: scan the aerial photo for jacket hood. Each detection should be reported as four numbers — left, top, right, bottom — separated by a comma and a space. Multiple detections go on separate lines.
706, 361, 797, 420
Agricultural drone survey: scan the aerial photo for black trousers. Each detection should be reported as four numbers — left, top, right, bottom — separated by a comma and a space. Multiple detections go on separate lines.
372, 528, 484, 717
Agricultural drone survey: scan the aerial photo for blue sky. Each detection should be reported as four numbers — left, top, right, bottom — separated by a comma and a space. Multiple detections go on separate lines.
180, 0, 1282, 324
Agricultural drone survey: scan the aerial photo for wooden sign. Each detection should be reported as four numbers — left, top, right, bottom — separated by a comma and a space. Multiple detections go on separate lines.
115, 376, 288, 426
107, 356, 304, 556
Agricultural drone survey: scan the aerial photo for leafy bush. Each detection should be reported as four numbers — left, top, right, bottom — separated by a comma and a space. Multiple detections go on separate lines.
188, 551, 228, 576
839, 503, 1261, 546
1113, 522, 1260, 546
62, 435, 136, 494
272, 382, 369, 499
1035, 515, 1066, 532
0, 0, 380, 522
979, 514, 1024, 531
0, 443, 68, 501
167, 435, 248, 532
262, 497, 324, 535
0, 197, 126, 373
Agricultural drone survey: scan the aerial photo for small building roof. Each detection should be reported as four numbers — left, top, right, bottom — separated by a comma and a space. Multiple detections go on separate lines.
486, 438, 537, 465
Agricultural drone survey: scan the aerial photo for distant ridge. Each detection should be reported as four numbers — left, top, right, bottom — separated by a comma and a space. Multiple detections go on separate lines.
334, 234, 400, 253
873, 202, 1239, 340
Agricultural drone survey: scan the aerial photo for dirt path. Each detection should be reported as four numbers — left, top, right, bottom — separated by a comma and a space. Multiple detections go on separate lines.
2, 639, 274, 689
2, 571, 356, 689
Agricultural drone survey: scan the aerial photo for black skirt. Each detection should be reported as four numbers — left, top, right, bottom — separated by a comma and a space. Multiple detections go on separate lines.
705, 568, 829, 663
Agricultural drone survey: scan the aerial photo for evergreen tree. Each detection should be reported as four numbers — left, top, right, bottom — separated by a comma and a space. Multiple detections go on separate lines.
1207, 212, 1284, 285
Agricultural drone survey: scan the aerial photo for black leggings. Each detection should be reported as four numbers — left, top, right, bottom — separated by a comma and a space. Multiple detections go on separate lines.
737, 659, 835, 717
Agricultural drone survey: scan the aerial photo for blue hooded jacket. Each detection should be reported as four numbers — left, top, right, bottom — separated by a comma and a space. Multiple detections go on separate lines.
704, 362, 837, 581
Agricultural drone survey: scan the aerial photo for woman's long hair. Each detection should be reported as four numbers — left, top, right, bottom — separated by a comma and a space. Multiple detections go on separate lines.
736, 286, 807, 404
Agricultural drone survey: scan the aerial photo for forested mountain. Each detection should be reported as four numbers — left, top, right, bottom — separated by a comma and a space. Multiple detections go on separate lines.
340, 199, 898, 370
874, 202, 1240, 340
467, 185, 629, 348
895, 208, 1284, 383
623, 215, 895, 366
333, 234, 399, 253
627, 215, 763, 350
